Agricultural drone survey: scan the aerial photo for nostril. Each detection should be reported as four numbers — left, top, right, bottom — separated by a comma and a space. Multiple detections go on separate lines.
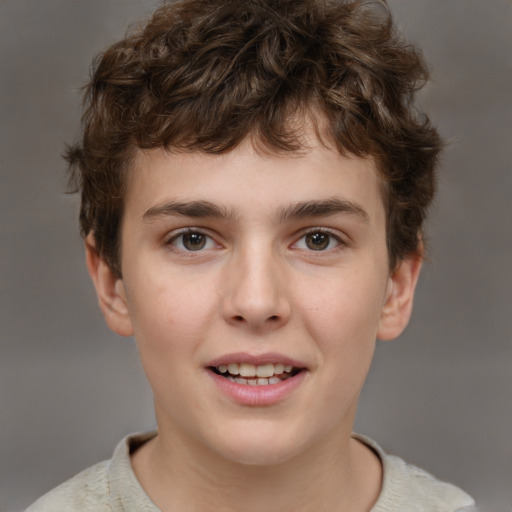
231, 314, 280, 323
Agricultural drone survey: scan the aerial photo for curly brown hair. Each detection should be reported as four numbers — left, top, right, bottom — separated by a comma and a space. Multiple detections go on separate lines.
66, 0, 442, 277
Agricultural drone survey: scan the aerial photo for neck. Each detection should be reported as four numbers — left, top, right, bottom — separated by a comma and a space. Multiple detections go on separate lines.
131, 422, 382, 512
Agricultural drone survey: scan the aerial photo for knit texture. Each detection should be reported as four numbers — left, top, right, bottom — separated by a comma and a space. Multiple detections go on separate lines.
26, 432, 476, 512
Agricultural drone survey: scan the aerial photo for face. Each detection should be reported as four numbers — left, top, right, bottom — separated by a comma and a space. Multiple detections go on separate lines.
88, 140, 421, 466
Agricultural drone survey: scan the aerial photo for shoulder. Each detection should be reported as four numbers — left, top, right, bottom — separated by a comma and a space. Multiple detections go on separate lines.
25, 460, 111, 512
354, 434, 476, 512
25, 431, 158, 512
379, 453, 476, 512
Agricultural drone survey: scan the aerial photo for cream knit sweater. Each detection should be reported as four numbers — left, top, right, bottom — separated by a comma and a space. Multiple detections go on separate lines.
26, 432, 476, 512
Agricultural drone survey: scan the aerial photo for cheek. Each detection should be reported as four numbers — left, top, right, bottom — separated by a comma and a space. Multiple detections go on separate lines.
300, 270, 386, 348
297, 269, 386, 399
124, 276, 215, 418
125, 273, 215, 363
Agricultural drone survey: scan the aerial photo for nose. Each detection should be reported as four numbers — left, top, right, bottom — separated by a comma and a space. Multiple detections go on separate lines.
221, 245, 291, 331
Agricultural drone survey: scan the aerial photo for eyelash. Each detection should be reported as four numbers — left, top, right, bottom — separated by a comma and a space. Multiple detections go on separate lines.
293, 228, 345, 252
166, 228, 217, 253
166, 227, 346, 254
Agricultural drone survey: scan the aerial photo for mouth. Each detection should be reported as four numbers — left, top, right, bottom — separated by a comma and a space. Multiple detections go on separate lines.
206, 354, 308, 405
209, 362, 302, 386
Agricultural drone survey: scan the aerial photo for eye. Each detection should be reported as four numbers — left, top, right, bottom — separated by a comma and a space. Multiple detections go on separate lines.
168, 230, 216, 252
294, 230, 342, 251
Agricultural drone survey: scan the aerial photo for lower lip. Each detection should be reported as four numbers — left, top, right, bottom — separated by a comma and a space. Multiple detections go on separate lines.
207, 370, 307, 406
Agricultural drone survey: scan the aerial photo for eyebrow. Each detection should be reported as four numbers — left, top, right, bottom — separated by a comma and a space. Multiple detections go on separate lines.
142, 197, 369, 224
143, 200, 238, 222
278, 198, 370, 223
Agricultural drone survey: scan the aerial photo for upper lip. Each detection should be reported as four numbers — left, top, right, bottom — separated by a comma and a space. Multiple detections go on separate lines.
206, 352, 307, 369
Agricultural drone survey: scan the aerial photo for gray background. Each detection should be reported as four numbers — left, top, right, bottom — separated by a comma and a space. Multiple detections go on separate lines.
0, 1, 510, 511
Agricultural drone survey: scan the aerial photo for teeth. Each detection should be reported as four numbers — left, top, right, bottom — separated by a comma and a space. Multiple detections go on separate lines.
216, 362, 298, 383
227, 363, 240, 375
223, 374, 294, 386
256, 364, 274, 378
274, 363, 284, 375
239, 363, 256, 377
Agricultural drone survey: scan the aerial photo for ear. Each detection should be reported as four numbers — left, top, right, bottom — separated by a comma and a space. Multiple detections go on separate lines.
377, 249, 423, 341
85, 233, 134, 337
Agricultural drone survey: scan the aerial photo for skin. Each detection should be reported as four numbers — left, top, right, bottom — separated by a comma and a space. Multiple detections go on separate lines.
86, 138, 422, 512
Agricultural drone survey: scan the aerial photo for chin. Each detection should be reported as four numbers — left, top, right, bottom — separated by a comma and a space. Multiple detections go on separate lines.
218, 443, 299, 467
206, 421, 313, 467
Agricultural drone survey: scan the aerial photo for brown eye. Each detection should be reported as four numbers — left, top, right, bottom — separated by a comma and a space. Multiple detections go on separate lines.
305, 232, 331, 250
170, 231, 215, 252
182, 232, 207, 251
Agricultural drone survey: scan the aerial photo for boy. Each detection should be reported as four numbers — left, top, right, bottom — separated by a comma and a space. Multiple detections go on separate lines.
27, 0, 476, 510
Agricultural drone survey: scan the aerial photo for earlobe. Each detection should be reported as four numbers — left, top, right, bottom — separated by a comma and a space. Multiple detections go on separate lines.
85, 233, 134, 337
377, 250, 423, 341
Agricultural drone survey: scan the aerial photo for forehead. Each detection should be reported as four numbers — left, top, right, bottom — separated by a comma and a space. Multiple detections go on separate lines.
124, 141, 386, 226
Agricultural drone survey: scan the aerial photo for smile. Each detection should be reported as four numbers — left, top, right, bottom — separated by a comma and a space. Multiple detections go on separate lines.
206, 353, 307, 405
210, 363, 299, 386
